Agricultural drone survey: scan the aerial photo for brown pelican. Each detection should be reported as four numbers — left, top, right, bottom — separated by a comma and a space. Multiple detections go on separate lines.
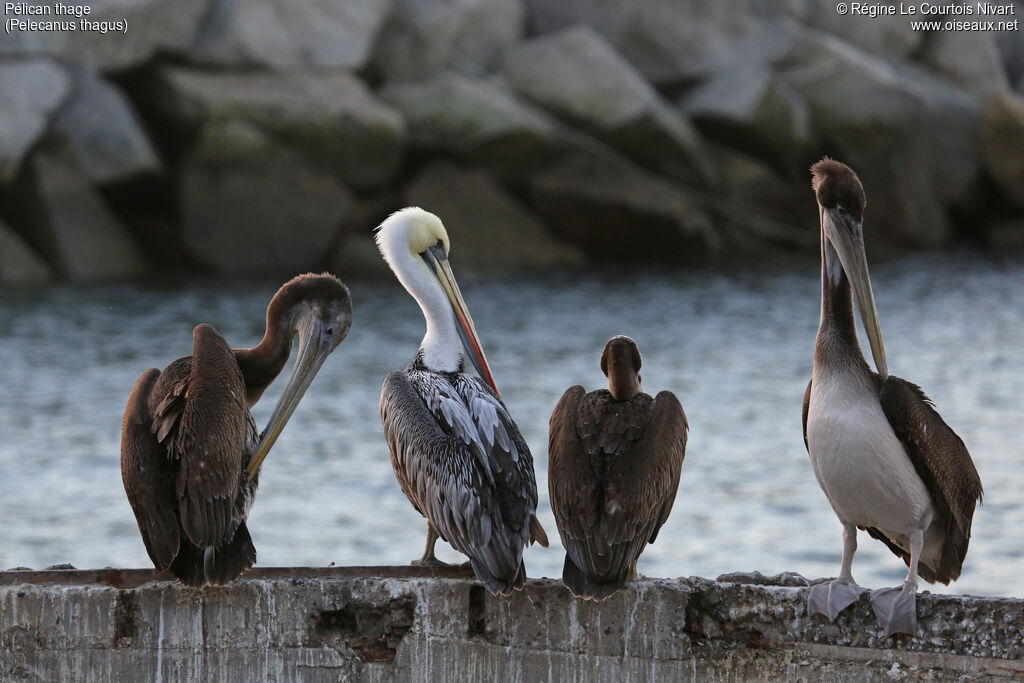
120, 273, 352, 586
548, 336, 688, 600
803, 159, 982, 636
376, 207, 548, 596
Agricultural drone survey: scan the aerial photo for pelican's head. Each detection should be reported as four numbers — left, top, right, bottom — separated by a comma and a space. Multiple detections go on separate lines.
811, 158, 887, 378
246, 273, 352, 477
376, 207, 499, 394
601, 335, 642, 402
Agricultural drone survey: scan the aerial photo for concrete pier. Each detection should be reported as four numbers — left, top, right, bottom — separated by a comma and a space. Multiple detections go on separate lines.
1, 567, 1022, 681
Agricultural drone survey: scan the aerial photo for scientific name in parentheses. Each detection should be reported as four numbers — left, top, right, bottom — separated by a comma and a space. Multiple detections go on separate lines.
5, 2, 127, 33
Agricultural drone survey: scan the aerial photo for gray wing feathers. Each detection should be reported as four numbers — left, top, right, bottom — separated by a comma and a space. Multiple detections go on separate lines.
381, 370, 537, 594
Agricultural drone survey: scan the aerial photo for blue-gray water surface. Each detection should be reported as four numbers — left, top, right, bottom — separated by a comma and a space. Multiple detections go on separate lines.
1, 250, 1022, 597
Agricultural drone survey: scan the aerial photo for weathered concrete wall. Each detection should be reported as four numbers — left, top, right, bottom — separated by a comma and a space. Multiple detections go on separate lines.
1, 567, 1022, 682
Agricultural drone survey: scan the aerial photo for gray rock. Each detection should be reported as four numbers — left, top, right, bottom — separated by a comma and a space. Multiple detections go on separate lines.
0, 219, 52, 285
372, 0, 523, 81
0, 59, 70, 182
981, 92, 1024, 206
402, 162, 585, 272
29, 155, 146, 280
528, 153, 718, 264
191, 0, 392, 70
150, 68, 405, 190
996, 2, 1024, 92
502, 27, 715, 186
49, 66, 160, 185
0, 0, 208, 70
715, 148, 814, 249
919, 31, 1010, 94
799, 2, 922, 59
181, 121, 352, 275
679, 66, 811, 175
779, 34, 981, 247
380, 73, 567, 178
523, 0, 799, 85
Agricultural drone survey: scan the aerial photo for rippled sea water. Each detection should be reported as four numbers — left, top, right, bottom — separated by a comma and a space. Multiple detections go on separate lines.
1, 249, 1022, 597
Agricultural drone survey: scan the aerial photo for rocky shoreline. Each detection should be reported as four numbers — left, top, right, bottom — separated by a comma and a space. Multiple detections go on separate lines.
1, 0, 1022, 284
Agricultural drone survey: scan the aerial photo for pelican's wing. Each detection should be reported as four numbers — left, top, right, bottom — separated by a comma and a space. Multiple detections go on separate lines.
550, 388, 687, 596
870, 375, 983, 584
121, 368, 180, 569
802, 379, 812, 452
454, 374, 540, 539
156, 324, 249, 549
380, 370, 533, 595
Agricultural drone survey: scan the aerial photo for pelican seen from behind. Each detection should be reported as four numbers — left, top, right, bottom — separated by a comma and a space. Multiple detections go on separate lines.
548, 336, 688, 600
377, 207, 548, 596
803, 159, 982, 636
121, 273, 352, 586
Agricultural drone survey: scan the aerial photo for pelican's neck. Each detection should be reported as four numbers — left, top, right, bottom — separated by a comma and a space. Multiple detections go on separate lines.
380, 233, 463, 374
816, 223, 865, 373
418, 282, 463, 373
235, 305, 296, 406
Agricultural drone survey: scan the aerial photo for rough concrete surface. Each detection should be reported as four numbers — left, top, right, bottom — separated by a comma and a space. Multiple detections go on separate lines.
1, 567, 1021, 682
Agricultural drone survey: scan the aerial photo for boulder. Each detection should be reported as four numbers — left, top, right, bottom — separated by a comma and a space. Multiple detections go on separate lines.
28, 155, 147, 280
380, 73, 567, 179
0, 0, 208, 71
799, 3, 922, 59
778, 34, 982, 247
0, 219, 52, 285
0, 59, 69, 182
402, 162, 585, 272
147, 68, 404, 190
679, 66, 811, 175
181, 121, 352, 275
715, 148, 815, 249
372, 0, 523, 81
996, 2, 1024, 92
919, 31, 1009, 94
528, 153, 718, 265
49, 65, 160, 185
190, 0, 392, 70
981, 92, 1024, 206
501, 27, 715, 186
522, 0, 800, 86
329, 193, 404, 279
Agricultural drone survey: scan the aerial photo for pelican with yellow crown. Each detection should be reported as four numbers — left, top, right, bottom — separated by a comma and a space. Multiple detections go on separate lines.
376, 207, 548, 596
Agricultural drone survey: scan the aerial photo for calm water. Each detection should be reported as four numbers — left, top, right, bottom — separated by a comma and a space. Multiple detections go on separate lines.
1, 250, 1022, 597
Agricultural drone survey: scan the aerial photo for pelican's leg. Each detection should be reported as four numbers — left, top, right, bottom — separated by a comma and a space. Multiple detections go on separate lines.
808, 523, 868, 620
626, 559, 639, 582
870, 530, 921, 637
412, 523, 454, 567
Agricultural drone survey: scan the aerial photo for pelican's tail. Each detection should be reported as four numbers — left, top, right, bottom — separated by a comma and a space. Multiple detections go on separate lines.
168, 538, 206, 587
529, 515, 549, 547
203, 523, 257, 585
562, 555, 625, 601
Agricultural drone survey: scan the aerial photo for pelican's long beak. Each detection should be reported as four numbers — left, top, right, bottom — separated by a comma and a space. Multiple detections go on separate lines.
824, 209, 889, 379
423, 246, 500, 395
245, 316, 334, 478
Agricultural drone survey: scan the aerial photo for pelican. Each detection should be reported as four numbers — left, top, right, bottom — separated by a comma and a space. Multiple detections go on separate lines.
376, 207, 548, 596
120, 273, 352, 586
803, 159, 982, 636
548, 336, 687, 599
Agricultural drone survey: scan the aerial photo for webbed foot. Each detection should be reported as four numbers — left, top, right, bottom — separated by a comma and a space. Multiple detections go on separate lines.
870, 582, 917, 637
807, 578, 868, 621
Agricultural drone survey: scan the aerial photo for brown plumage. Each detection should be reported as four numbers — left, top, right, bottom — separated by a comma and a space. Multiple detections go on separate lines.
548, 336, 688, 600
804, 158, 982, 635
120, 273, 352, 586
